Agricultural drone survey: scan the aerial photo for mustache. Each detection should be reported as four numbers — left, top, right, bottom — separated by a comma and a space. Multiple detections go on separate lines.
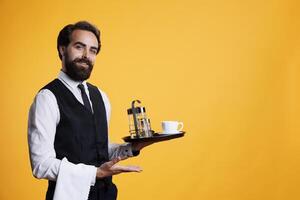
73, 58, 92, 67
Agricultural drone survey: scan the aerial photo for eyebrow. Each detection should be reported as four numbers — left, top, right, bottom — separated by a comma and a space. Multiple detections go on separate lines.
74, 41, 98, 51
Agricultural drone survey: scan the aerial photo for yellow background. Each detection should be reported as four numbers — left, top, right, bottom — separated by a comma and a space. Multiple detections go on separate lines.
0, 0, 300, 199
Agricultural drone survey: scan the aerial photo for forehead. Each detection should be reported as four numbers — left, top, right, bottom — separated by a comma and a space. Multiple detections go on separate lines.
69, 29, 98, 47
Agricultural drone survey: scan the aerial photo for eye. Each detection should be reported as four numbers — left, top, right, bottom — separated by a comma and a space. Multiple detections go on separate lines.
90, 49, 97, 55
75, 44, 83, 50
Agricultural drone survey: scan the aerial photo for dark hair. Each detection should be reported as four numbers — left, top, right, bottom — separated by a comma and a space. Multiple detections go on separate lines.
57, 21, 101, 60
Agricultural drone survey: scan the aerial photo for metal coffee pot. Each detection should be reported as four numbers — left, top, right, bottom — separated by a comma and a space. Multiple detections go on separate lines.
127, 100, 154, 138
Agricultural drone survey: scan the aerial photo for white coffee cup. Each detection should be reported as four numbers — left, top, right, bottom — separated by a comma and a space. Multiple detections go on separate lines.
162, 121, 184, 134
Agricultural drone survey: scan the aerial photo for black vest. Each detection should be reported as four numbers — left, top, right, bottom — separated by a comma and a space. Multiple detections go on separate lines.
42, 79, 111, 199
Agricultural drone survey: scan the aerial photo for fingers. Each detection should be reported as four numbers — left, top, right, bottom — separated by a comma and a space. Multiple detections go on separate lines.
113, 156, 128, 162
98, 162, 142, 179
101, 156, 141, 175
112, 165, 142, 172
105, 156, 129, 168
119, 156, 129, 161
105, 157, 121, 168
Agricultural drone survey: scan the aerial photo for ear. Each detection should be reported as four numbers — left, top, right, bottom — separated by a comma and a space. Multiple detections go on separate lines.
59, 46, 66, 58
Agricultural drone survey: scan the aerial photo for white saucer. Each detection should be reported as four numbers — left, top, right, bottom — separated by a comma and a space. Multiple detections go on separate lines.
162, 131, 181, 135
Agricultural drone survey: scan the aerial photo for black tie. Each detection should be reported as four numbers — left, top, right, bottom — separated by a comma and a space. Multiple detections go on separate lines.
78, 83, 92, 113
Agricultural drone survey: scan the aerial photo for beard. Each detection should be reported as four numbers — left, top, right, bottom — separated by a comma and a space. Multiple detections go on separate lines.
64, 53, 94, 81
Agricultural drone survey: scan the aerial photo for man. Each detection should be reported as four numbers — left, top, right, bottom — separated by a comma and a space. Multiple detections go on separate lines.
28, 21, 150, 200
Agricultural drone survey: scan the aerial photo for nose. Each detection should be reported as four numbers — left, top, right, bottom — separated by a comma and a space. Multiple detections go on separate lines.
82, 48, 88, 59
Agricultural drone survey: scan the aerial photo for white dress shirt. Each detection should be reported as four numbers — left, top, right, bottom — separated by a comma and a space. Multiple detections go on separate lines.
28, 70, 133, 187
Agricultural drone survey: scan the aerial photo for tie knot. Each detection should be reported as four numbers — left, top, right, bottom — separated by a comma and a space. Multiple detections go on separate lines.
78, 83, 85, 91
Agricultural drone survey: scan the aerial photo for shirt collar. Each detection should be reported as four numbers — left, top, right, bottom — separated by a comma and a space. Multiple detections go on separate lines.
58, 70, 87, 89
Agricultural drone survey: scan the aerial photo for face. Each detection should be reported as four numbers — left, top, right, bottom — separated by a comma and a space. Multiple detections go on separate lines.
60, 29, 99, 81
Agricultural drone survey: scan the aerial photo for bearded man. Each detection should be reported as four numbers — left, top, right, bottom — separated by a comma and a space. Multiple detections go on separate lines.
28, 21, 150, 200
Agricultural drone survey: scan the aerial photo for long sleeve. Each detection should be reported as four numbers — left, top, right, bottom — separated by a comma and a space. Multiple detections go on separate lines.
28, 89, 61, 180
27, 89, 97, 185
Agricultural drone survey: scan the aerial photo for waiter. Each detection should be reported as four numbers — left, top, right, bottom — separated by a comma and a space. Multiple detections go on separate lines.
28, 21, 151, 200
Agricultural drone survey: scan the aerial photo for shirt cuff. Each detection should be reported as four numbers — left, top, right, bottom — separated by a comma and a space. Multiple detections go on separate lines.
91, 166, 98, 186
